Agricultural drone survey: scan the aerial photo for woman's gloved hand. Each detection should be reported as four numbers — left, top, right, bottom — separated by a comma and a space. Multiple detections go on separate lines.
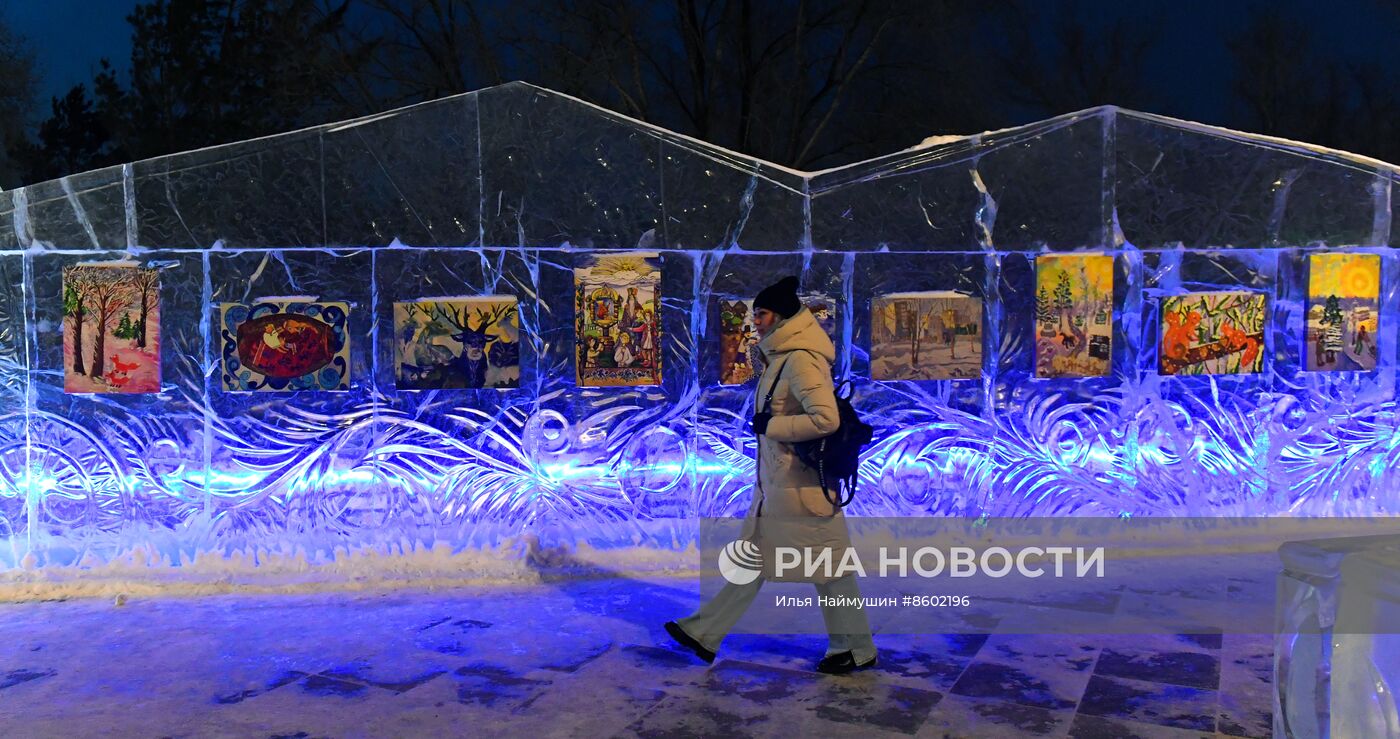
751, 411, 772, 436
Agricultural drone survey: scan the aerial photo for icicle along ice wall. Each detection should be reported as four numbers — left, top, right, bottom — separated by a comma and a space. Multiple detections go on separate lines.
0, 83, 1397, 585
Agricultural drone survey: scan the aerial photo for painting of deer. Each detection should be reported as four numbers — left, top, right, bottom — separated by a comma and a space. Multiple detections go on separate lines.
394, 297, 520, 390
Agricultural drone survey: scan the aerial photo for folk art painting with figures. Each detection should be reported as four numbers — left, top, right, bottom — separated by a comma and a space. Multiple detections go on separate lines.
394, 297, 520, 389
870, 292, 982, 381
220, 300, 351, 391
575, 253, 662, 387
1035, 254, 1113, 378
718, 299, 761, 385
1307, 253, 1380, 372
62, 264, 162, 393
1160, 292, 1266, 376
717, 292, 840, 385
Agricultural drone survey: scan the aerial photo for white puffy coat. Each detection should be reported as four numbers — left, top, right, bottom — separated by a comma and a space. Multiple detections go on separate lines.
739, 307, 853, 584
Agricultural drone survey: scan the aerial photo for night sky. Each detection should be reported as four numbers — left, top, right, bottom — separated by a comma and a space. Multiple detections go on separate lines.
5, 0, 141, 107
4, 0, 1396, 137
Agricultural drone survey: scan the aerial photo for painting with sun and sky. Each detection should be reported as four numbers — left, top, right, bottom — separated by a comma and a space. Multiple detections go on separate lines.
1307, 253, 1380, 372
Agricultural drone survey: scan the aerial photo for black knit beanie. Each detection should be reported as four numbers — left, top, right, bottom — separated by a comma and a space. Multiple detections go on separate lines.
753, 276, 802, 319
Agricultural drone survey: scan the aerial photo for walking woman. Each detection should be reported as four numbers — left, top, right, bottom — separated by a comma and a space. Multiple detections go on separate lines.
665, 276, 878, 674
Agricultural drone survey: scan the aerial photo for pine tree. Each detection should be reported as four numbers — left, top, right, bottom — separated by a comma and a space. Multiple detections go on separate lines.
1054, 272, 1074, 332
115, 312, 134, 341
1322, 295, 1344, 327
1036, 287, 1054, 327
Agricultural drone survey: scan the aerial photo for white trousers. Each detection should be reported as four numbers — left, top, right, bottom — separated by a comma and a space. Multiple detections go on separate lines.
674, 571, 878, 664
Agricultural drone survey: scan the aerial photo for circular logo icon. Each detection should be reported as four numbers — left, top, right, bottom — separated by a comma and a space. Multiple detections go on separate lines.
718, 539, 763, 585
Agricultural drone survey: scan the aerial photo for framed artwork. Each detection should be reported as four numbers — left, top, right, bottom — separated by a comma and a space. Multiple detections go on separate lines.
1160, 291, 1265, 376
719, 299, 761, 385
1307, 253, 1380, 372
871, 292, 982, 381
62, 264, 162, 393
394, 296, 520, 389
1035, 253, 1113, 378
575, 253, 662, 387
220, 300, 351, 391
716, 292, 839, 385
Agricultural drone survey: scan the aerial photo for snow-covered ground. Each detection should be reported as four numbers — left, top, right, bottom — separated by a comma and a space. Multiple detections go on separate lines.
0, 571, 1273, 737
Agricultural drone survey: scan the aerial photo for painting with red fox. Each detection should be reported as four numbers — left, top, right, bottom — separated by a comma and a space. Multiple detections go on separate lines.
62, 264, 161, 394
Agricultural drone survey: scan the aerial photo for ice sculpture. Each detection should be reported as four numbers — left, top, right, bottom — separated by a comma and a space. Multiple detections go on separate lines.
0, 82, 1396, 576
1277, 536, 1400, 737
1331, 547, 1400, 738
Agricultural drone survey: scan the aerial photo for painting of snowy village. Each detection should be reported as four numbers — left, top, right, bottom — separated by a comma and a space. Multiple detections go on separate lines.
220, 300, 351, 392
1307, 253, 1380, 372
870, 292, 982, 381
1160, 291, 1266, 376
394, 297, 521, 389
717, 292, 839, 385
575, 253, 662, 387
1035, 254, 1113, 378
62, 264, 162, 393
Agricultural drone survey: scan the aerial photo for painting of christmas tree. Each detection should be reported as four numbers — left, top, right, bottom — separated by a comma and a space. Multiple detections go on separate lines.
1307, 253, 1379, 372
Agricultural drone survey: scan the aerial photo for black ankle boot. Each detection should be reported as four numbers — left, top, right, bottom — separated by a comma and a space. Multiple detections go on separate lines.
665, 621, 716, 664
816, 651, 877, 675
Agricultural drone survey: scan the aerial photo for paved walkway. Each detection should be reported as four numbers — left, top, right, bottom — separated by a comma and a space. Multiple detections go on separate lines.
0, 575, 1272, 738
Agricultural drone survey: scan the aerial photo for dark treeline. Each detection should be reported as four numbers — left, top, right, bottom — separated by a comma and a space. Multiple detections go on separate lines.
2, 0, 1400, 188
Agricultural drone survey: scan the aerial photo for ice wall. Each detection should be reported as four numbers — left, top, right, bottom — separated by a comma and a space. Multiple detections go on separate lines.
0, 82, 1397, 574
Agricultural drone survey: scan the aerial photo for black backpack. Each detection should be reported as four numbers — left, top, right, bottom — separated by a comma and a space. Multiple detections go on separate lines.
761, 353, 874, 508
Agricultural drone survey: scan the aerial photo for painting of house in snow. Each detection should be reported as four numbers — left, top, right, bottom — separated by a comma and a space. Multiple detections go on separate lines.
870, 292, 982, 381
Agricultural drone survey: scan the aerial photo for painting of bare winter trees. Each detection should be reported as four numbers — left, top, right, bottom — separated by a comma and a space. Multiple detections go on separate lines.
394, 297, 521, 390
871, 292, 982, 380
1035, 254, 1113, 378
62, 264, 161, 393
